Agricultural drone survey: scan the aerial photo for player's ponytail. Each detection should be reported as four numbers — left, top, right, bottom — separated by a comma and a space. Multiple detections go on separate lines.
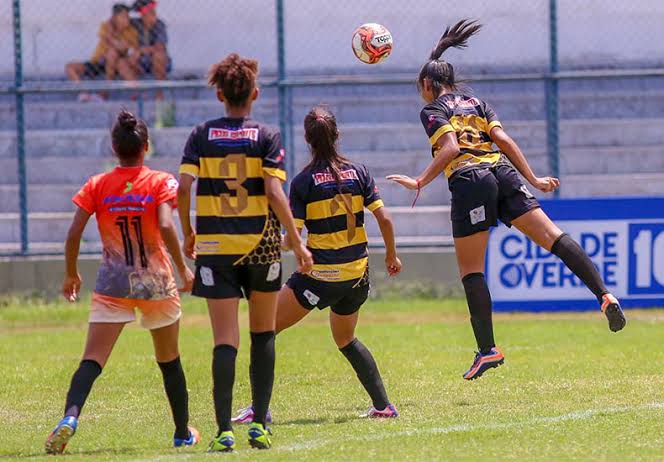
111, 109, 148, 162
418, 19, 482, 95
208, 53, 258, 107
304, 106, 349, 189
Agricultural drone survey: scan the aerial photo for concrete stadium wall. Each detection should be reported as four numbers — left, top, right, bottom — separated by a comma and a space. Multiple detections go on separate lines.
0, 248, 461, 298
0, 0, 662, 78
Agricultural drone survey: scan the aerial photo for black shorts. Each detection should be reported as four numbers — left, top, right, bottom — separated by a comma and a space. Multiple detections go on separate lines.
286, 272, 369, 316
83, 61, 105, 78
192, 262, 282, 299
448, 164, 540, 238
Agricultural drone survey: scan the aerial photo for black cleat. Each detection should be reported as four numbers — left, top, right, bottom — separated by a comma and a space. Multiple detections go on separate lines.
601, 293, 626, 332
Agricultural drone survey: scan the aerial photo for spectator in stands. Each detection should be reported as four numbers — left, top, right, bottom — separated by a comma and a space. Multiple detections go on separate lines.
130, 0, 171, 85
65, 3, 138, 101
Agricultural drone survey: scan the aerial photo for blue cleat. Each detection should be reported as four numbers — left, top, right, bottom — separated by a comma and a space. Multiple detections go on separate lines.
248, 422, 272, 449
45, 416, 78, 454
463, 347, 504, 380
174, 426, 200, 448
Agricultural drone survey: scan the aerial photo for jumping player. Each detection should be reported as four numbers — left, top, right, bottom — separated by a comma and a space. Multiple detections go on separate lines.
45, 110, 199, 454
232, 107, 401, 425
177, 53, 313, 452
388, 20, 626, 381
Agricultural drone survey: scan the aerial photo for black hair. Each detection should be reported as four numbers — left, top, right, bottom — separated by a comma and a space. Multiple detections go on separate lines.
112, 3, 129, 15
304, 106, 350, 189
208, 53, 258, 107
417, 19, 482, 95
111, 110, 148, 161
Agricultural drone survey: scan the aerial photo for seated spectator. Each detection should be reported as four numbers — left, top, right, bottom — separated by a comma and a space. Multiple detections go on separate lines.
65, 3, 138, 98
130, 0, 171, 83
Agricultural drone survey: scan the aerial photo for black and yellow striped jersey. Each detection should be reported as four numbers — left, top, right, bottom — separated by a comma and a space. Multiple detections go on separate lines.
179, 117, 286, 266
420, 93, 503, 178
289, 162, 383, 284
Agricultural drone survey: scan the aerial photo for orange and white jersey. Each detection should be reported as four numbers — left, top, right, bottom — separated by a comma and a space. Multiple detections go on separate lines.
73, 166, 179, 300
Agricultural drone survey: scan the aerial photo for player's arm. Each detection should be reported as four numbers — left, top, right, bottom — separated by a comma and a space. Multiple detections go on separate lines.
387, 131, 459, 190
490, 127, 559, 193
264, 175, 313, 273
158, 202, 194, 292
63, 207, 91, 302
372, 206, 401, 276
177, 174, 195, 259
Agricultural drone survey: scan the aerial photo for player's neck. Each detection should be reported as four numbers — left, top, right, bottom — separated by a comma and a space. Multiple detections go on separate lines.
224, 103, 251, 119
118, 160, 144, 168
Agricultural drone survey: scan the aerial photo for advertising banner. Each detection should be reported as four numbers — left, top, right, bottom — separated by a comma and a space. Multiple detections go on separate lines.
487, 198, 664, 311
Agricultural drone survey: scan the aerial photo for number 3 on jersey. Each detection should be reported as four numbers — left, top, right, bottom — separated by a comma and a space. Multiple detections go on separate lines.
219, 154, 249, 215
331, 193, 357, 243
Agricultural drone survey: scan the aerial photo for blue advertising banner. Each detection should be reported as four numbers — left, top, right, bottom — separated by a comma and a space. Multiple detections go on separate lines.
487, 197, 664, 311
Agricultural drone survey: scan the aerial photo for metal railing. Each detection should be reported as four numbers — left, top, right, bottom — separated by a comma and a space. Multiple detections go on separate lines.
3, 0, 663, 256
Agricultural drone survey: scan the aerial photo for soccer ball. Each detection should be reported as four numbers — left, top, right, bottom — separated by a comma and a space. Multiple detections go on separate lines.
351, 23, 393, 64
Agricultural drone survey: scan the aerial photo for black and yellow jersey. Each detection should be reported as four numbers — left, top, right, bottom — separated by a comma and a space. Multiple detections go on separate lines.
179, 117, 286, 266
420, 93, 503, 178
289, 162, 383, 284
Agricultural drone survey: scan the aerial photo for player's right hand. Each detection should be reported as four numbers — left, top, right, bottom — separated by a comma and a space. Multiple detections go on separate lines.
62, 273, 82, 303
294, 243, 314, 274
178, 266, 195, 293
183, 231, 196, 260
385, 254, 402, 276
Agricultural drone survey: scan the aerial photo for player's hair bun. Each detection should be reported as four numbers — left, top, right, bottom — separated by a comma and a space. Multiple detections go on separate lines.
117, 110, 138, 130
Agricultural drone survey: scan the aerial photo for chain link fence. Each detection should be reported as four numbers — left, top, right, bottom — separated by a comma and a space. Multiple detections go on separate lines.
1, 0, 664, 255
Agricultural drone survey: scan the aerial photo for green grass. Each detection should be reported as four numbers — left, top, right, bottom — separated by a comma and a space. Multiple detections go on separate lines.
1, 296, 664, 461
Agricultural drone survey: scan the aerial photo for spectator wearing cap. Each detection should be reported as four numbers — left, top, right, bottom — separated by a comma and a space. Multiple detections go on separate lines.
65, 3, 138, 93
130, 0, 171, 84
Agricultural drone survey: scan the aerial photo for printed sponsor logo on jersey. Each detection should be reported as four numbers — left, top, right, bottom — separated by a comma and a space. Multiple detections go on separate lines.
310, 269, 341, 281
103, 194, 154, 205
208, 128, 259, 142
312, 169, 359, 185
427, 114, 438, 129
446, 96, 481, 109
166, 177, 179, 191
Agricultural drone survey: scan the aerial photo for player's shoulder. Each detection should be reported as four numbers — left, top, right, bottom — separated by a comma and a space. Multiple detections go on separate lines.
291, 168, 312, 189
246, 119, 280, 140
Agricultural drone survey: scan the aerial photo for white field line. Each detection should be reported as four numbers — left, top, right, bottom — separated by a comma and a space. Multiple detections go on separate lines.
279, 401, 664, 452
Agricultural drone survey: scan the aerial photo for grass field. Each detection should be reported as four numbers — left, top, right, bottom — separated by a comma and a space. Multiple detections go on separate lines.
1, 295, 664, 461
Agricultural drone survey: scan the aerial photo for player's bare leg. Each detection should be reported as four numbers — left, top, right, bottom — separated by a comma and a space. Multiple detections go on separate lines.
45, 322, 125, 454
207, 298, 240, 452
330, 311, 397, 418
512, 208, 626, 332
455, 231, 505, 380
151, 320, 199, 447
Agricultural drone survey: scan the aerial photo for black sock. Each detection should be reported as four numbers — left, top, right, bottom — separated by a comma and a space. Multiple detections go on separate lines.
551, 233, 608, 302
250, 331, 275, 427
157, 357, 189, 440
339, 338, 389, 410
64, 359, 102, 418
462, 273, 495, 354
212, 344, 237, 434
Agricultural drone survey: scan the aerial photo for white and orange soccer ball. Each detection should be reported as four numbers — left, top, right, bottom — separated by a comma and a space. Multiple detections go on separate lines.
351, 23, 393, 64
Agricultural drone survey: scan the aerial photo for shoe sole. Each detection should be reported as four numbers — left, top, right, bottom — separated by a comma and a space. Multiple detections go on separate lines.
208, 447, 234, 453
605, 304, 626, 332
249, 439, 271, 450
464, 358, 504, 381
45, 424, 75, 454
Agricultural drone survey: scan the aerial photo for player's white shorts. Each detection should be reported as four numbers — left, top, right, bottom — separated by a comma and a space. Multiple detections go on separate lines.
90, 293, 181, 330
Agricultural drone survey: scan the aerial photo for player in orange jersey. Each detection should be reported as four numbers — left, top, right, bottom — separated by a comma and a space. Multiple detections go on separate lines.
45, 110, 199, 454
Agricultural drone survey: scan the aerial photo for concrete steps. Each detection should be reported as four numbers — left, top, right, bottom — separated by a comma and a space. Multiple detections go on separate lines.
0, 205, 453, 244
4, 90, 664, 129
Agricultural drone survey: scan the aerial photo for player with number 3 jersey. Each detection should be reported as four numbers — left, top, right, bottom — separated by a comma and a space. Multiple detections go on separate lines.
177, 53, 312, 452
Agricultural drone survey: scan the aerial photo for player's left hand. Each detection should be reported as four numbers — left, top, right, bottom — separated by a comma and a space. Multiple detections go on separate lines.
385, 254, 402, 276
531, 176, 560, 193
62, 273, 82, 303
386, 174, 419, 190
177, 266, 195, 293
